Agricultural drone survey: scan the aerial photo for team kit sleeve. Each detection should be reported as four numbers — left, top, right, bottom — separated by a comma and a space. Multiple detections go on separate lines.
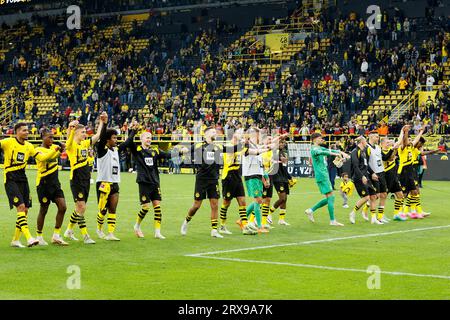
118, 130, 137, 154
350, 149, 364, 180
30, 143, 58, 162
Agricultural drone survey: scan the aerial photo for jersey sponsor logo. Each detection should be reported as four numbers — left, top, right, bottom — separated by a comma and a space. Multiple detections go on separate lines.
206, 151, 215, 161
144, 157, 154, 166
16, 152, 25, 162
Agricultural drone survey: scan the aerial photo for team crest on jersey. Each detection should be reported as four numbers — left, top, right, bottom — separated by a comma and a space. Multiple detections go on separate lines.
195, 192, 200, 198
226, 192, 231, 197
280, 186, 284, 191
78, 192, 84, 198
263, 191, 267, 196
142, 195, 147, 201
254, 191, 259, 195
362, 191, 366, 195
42, 197, 48, 203
13, 197, 19, 203
402, 186, 406, 191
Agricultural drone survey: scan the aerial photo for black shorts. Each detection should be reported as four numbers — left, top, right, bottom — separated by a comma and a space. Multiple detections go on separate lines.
139, 183, 161, 204
37, 180, 65, 205
195, 179, 220, 200
385, 169, 402, 194
370, 172, 387, 194
222, 175, 245, 201
399, 167, 417, 193
274, 181, 290, 195
96, 181, 120, 202
5, 179, 32, 209
353, 177, 376, 197
70, 179, 90, 202
262, 179, 273, 199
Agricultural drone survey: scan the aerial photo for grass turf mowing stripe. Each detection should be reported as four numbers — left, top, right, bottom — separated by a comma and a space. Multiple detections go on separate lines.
185, 224, 450, 257
190, 256, 450, 280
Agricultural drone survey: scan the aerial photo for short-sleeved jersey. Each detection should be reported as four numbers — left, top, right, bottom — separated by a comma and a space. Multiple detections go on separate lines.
0, 137, 55, 183
382, 148, 397, 172
397, 145, 413, 174
340, 180, 354, 195
65, 129, 92, 180
221, 144, 247, 180
411, 147, 420, 166
35, 145, 61, 186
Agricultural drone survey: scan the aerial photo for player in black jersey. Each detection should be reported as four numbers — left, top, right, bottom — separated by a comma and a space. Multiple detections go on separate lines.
180, 127, 248, 238
348, 136, 378, 224
122, 122, 172, 239
269, 139, 291, 226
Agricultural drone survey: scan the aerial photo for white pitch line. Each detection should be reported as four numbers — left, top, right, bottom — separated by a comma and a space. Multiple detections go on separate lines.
191, 255, 450, 280
185, 224, 450, 257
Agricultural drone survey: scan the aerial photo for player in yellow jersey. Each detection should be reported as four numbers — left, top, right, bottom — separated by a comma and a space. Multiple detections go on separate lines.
63, 114, 106, 244
380, 130, 407, 221
35, 129, 68, 245
339, 172, 354, 209
397, 125, 424, 219
219, 129, 257, 235
261, 136, 274, 229
1, 122, 60, 248
409, 132, 439, 217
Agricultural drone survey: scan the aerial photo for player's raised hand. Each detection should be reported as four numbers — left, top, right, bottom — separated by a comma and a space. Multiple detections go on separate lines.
69, 120, 78, 129
100, 111, 108, 123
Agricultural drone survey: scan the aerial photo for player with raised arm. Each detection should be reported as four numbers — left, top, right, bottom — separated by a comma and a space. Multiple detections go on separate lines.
35, 129, 68, 246
1, 123, 60, 247
348, 136, 379, 224
219, 129, 257, 235
180, 127, 227, 238
304, 133, 348, 226
63, 115, 106, 244
122, 121, 172, 239
380, 127, 407, 221
95, 112, 129, 241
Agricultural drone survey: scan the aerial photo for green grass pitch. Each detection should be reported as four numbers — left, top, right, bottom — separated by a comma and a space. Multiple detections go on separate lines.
0, 171, 449, 299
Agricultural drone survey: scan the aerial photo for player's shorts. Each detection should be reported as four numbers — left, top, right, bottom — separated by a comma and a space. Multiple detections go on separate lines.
262, 179, 273, 198
139, 182, 162, 204
353, 177, 376, 197
37, 180, 65, 205
194, 179, 220, 200
385, 169, 402, 194
222, 175, 245, 201
245, 178, 263, 199
70, 179, 90, 202
316, 178, 333, 195
274, 181, 290, 195
399, 166, 417, 193
370, 172, 387, 194
96, 181, 120, 208
5, 179, 32, 209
